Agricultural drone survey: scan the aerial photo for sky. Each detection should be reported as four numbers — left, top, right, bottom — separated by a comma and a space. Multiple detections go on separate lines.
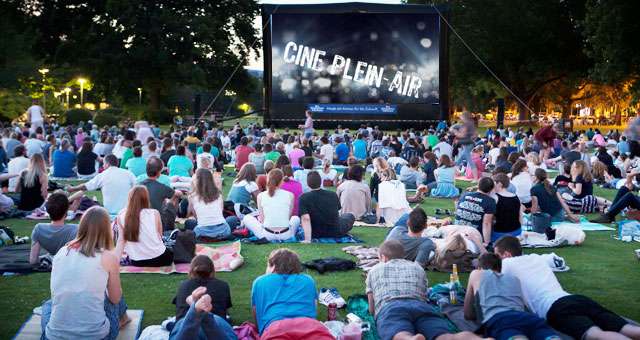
246, 0, 404, 69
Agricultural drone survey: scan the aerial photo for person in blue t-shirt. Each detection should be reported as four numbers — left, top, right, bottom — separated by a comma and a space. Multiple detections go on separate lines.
352, 134, 367, 161
334, 137, 350, 166
167, 145, 194, 177
251, 248, 317, 335
52, 139, 77, 178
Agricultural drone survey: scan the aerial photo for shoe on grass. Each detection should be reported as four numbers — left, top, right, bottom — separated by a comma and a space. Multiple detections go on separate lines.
318, 287, 346, 308
590, 214, 614, 224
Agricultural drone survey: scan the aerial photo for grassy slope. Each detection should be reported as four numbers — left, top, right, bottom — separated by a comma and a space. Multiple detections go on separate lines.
1, 174, 639, 339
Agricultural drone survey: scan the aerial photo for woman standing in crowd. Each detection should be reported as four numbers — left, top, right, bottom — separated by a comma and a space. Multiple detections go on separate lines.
16, 153, 48, 211
242, 169, 300, 241
116, 186, 173, 267
185, 169, 235, 240
41, 206, 129, 340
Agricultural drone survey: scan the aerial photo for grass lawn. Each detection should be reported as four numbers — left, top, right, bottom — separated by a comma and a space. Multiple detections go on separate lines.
1, 174, 639, 339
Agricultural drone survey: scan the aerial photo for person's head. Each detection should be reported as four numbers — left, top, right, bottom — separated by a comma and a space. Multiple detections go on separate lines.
146, 156, 164, 178
379, 240, 405, 262
275, 154, 290, 169
511, 159, 528, 177
492, 173, 510, 190
591, 160, 607, 180
240, 136, 248, 146
407, 207, 427, 234
348, 165, 365, 182
571, 160, 592, 181
302, 156, 314, 170
478, 252, 502, 272
380, 168, 397, 181
263, 160, 275, 174
424, 151, 436, 163
235, 162, 257, 183
305, 110, 312, 118
254, 143, 262, 152
176, 145, 186, 156
189, 255, 215, 279
69, 206, 113, 257
13, 144, 26, 158
124, 186, 151, 242
373, 157, 388, 172
507, 152, 520, 164
306, 170, 321, 190
438, 154, 453, 167
148, 141, 157, 152
409, 157, 420, 169
192, 168, 221, 203
133, 146, 143, 158
267, 248, 302, 274
267, 168, 284, 197
264, 143, 273, 152
104, 154, 119, 168
478, 177, 495, 194
23, 153, 46, 188
46, 193, 70, 222
494, 236, 523, 258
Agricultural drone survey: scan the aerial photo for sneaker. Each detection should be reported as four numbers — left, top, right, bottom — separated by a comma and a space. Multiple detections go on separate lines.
590, 213, 614, 224
318, 288, 346, 308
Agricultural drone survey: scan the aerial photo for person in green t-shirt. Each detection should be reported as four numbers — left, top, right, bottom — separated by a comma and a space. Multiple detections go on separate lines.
264, 143, 281, 164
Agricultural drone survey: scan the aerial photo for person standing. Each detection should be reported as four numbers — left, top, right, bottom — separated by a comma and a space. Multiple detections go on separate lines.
27, 99, 45, 133
298, 110, 314, 139
454, 111, 478, 179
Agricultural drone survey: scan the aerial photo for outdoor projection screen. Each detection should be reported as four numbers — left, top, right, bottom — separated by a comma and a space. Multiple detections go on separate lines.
262, 3, 449, 127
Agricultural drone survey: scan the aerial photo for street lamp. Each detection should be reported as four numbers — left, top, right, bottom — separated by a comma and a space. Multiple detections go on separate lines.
137, 87, 142, 105
38, 68, 49, 111
77, 78, 86, 107
63, 88, 71, 109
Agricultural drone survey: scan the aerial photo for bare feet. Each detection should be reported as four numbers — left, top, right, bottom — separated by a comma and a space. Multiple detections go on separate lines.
194, 294, 212, 313
186, 286, 208, 305
411, 335, 425, 340
118, 313, 131, 329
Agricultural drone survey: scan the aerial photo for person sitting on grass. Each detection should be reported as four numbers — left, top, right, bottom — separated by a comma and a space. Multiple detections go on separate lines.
29, 193, 78, 264
170, 255, 234, 340
185, 168, 236, 240
251, 248, 333, 339
336, 165, 371, 220
125, 146, 147, 177
16, 153, 48, 211
494, 236, 640, 340
399, 156, 426, 190
293, 156, 317, 193
454, 177, 496, 246
489, 173, 522, 243
67, 155, 137, 215
227, 162, 259, 206
52, 139, 77, 178
116, 186, 173, 267
366, 240, 483, 340
531, 168, 579, 223
299, 171, 355, 243
41, 206, 129, 340
242, 169, 300, 241
168, 145, 194, 178
140, 157, 181, 232
384, 207, 436, 268
463, 252, 560, 340
430, 154, 459, 198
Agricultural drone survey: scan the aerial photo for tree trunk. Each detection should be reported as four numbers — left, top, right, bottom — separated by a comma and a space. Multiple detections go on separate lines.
561, 102, 571, 120
614, 104, 621, 126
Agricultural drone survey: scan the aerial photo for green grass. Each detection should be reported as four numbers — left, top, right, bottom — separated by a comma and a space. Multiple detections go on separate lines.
1, 175, 639, 339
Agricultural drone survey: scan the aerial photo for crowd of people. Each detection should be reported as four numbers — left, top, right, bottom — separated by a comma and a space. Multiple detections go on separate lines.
7, 101, 640, 339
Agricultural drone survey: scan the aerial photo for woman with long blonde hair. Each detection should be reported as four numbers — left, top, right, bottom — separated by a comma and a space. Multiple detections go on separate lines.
117, 186, 172, 267
16, 153, 48, 211
370, 157, 389, 200
40, 206, 129, 340
242, 169, 300, 241
185, 168, 235, 240
563, 160, 598, 213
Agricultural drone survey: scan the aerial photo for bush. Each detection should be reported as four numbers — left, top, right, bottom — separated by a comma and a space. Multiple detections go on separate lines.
147, 108, 174, 124
93, 108, 122, 127
0, 90, 31, 121
64, 108, 92, 125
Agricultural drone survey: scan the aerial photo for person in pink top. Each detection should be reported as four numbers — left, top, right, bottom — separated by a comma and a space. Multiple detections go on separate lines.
288, 142, 306, 169
279, 164, 303, 216
234, 136, 254, 171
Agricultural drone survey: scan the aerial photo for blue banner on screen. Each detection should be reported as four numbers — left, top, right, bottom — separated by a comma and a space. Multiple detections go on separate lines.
307, 103, 397, 115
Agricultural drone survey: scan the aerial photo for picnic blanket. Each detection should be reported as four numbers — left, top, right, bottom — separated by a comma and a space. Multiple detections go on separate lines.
13, 309, 144, 340
120, 242, 244, 274
0, 244, 36, 274
242, 234, 363, 244
551, 221, 615, 231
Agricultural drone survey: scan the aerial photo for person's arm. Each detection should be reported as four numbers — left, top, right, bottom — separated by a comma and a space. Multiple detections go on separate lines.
29, 241, 41, 265
463, 270, 479, 320
301, 214, 312, 243
570, 182, 582, 196
155, 210, 163, 239
530, 196, 540, 213
187, 198, 196, 219
40, 175, 48, 200
14, 174, 22, 193
102, 250, 123, 304
556, 192, 579, 222
482, 213, 493, 245
366, 292, 376, 316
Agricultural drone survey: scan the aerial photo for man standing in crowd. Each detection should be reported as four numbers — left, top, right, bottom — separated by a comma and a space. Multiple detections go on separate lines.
26, 99, 45, 133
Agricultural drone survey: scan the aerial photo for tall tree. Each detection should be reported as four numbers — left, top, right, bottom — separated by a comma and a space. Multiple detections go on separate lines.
411, 0, 589, 120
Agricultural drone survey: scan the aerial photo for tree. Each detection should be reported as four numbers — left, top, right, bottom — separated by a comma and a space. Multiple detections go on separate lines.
412, 0, 589, 120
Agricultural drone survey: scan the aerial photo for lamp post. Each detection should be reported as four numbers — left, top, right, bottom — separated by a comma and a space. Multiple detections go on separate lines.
38, 68, 49, 111
78, 78, 86, 107
137, 87, 142, 105
63, 88, 71, 109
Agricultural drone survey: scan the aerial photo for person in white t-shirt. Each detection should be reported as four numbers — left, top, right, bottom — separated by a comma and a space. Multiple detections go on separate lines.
495, 236, 640, 340
27, 100, 45, 133
24, 133, 45, 157
66, 155, 136, 214
7, 145, 30, 192
317, 136, 334, 164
